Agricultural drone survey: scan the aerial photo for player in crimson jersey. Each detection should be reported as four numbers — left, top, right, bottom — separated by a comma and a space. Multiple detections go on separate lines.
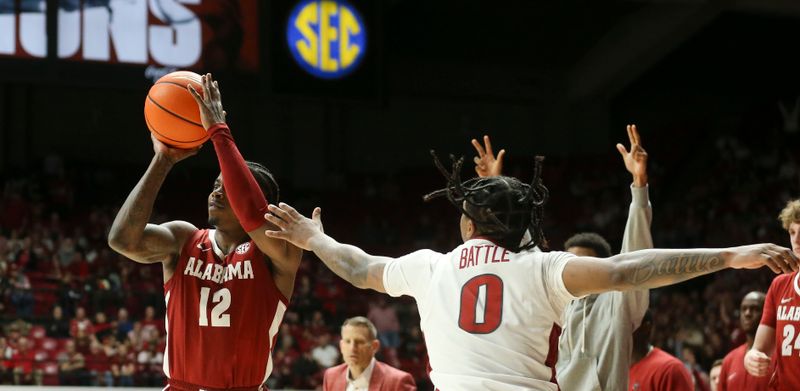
718, 291, 770, 391
108, 74, 302, 391
263, 148, 798, 390
745, 199, 800, 390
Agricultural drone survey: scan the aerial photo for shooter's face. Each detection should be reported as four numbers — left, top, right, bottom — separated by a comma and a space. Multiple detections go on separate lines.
208, 174, 235, 227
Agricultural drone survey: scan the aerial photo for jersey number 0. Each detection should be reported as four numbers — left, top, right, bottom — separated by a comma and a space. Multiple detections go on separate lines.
459, 274, 503, 334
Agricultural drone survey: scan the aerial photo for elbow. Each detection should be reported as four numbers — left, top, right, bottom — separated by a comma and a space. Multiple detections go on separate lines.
107, 230, 132, 254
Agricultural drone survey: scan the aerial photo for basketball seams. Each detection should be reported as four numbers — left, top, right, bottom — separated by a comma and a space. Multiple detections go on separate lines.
144, 112, 204, 147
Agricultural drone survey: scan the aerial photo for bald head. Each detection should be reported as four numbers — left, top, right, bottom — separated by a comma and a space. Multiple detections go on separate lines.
740, 291, 766, 336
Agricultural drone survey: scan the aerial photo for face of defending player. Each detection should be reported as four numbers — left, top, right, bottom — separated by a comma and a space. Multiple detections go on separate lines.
789, 222, 800, 257
340, 325, 379, 372
208, 174, 243, 232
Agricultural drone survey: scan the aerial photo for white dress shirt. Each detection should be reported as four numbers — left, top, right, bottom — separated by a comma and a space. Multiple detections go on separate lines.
346, 358, 376, 391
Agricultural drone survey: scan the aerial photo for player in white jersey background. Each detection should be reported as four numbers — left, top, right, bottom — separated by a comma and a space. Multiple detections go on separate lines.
263, 138, 798, 391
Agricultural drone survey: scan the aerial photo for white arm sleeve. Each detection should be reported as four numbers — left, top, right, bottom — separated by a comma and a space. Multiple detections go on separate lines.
620, 184, 654, 329
382, 249, 441, 299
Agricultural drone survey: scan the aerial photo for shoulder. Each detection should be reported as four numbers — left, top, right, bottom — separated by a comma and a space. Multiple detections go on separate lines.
769, 272, 796, 290
375, 361, 415, 383
324, 363, 347, 377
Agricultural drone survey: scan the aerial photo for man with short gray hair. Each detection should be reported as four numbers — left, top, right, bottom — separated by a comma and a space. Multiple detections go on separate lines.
322, 316, 415, 391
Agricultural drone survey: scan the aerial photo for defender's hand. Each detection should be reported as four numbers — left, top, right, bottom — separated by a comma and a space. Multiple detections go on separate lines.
265, 203, 325, 251
187, 73, 227, 130
151, 133, 199, 164
616, 124, 648, 187
728, 243, 798, 274
471, 135, 505, 177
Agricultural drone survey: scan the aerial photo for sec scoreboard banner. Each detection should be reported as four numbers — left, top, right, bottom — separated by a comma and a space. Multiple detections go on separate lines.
286, 0, 366, 79
0, 0, 259, 73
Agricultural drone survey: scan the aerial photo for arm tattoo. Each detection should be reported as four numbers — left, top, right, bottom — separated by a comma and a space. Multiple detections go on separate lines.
618, 251, 726, 289
314, 241, 371, 288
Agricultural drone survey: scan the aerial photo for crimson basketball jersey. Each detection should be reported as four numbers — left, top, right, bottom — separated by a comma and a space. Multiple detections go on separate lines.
761, 272, 800, 390
163, 229, 288, 390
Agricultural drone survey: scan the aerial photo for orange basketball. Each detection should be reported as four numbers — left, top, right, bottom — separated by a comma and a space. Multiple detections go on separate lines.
144, 71, 209, 149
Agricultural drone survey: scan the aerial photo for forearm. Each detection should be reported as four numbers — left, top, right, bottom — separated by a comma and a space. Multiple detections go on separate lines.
308, 234, 387, 290
610, 248, 729, 290
620, 185, 653, 253
208, 124, 268, 232
108, 155, 173, 250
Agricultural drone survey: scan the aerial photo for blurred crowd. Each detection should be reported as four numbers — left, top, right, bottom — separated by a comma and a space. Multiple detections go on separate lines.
0, 119, 798, 388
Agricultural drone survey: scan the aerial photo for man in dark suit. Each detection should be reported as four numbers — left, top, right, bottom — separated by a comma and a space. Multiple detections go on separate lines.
323, 317, 416, 391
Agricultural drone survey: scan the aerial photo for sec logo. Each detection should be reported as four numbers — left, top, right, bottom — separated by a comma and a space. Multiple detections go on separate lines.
286, 0, 367, 79
236, 242, 251, 255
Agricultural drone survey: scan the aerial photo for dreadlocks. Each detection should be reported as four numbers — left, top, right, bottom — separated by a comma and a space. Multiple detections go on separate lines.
246, 161, 280, 204
423, 151, 548, 252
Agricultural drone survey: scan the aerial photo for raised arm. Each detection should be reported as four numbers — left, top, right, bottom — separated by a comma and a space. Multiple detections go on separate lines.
188, 74, 302, 297
107, 135, 198, 281
264, 203, 391, 292
618, 124, 653, 253
472, 135, 505, 178
562, 245, 798, 297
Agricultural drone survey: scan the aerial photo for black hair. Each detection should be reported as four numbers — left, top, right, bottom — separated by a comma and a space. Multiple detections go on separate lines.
423, 151, 548, 252
246, 161, 279, 204
563, 232, 612, 258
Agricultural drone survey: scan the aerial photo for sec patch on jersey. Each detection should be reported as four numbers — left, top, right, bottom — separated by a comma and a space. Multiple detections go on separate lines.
236, 242, 251, 255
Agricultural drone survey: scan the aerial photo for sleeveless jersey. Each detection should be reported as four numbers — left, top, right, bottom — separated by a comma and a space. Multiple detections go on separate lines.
761, 272, 800, 390
163, 229, 288, 390
383, 238, 580, 391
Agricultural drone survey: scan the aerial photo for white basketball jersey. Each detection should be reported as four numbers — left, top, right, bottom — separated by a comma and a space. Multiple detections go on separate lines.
383, 238, 579, 391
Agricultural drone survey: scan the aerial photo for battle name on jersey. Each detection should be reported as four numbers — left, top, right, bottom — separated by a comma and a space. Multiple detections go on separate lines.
459, 244, 510, 269
777, 305, 800, 322
183, 257, 254, 283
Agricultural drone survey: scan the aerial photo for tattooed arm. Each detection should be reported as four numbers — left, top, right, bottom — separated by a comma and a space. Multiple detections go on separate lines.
563, 244, 798, 297
107, 135, 198, 283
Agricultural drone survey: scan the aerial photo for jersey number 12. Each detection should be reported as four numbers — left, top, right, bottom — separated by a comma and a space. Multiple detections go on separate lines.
459, 274, 503, 334
199, 287, 231, 327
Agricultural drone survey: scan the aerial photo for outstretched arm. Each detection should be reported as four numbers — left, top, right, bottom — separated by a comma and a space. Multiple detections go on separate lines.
264, 203, 391, 292
189, 74, 302, 297
563, 245, 797, 297
107, 135, 198, 280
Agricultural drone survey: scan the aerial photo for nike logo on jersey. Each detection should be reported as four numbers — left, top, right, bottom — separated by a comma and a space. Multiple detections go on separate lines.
782, 297, 793, 304
196, 243, 211, 252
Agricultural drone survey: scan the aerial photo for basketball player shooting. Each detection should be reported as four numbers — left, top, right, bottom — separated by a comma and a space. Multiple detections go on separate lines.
108, 73, 302, 391
263, 155, 798, 390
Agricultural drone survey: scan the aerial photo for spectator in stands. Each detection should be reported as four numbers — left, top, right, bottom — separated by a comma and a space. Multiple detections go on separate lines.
718, 291, 769, 390
323, 316, 415, 391
46, 305, 70, 338
69, 306, 93, 337
93, 311, 113, 340
136, 341, 164, 386
127, 321, 144, 351
8, 266, 33, 318
368, 297, 400, 349
292, 351, 321, 388
629, 310, 694, 390
85, 340, 112, 386
58, 339, 88, 385
115, 308, 133, 341
11, 336, 42, 385
682, 344, 711, 391
709, 359, 722, 391
139, 305, 163, 337
111, 343, 136, 387
311, 333, 339, 369
0, 337, 11, 383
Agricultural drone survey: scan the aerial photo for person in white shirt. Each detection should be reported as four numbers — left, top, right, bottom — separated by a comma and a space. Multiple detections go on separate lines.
264, 139, 798, 391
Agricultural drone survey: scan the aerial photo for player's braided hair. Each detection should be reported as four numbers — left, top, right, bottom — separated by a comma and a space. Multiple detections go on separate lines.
423, 151, 549, 252
246, 161, 280, 204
